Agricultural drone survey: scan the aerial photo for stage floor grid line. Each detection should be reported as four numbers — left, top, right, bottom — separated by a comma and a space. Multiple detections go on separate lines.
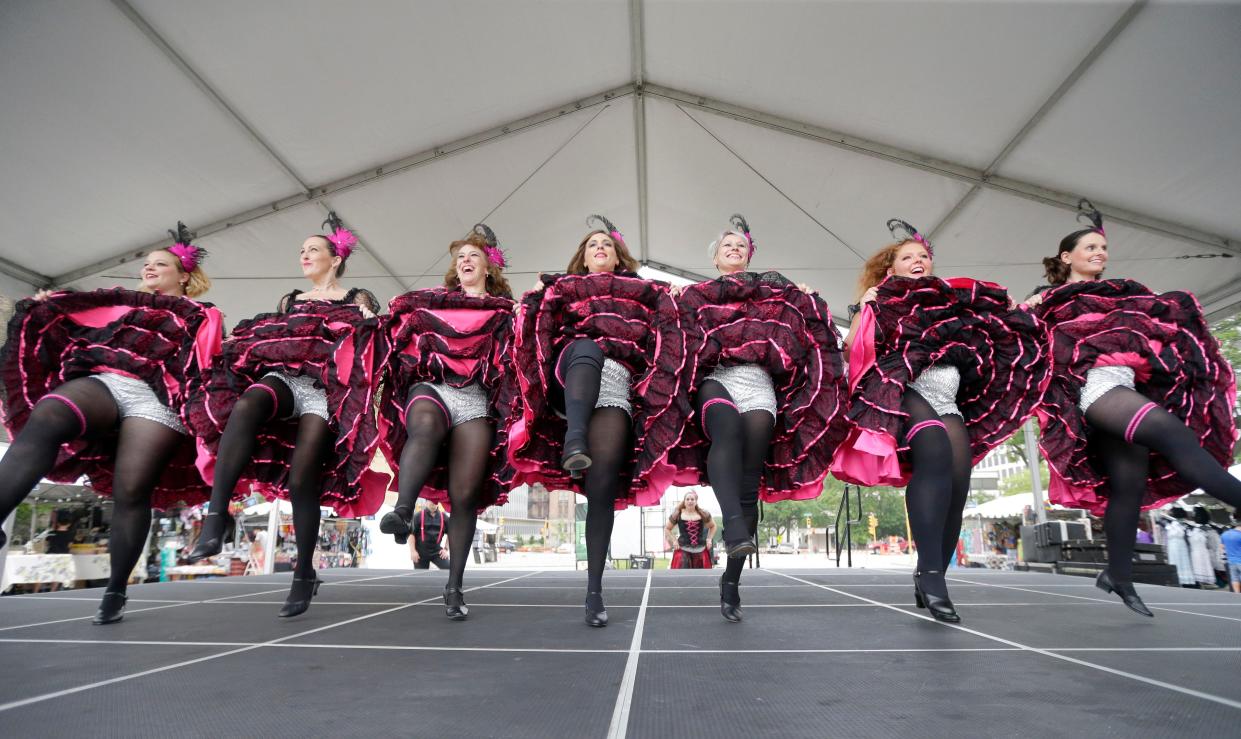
0, 567, 1238, 737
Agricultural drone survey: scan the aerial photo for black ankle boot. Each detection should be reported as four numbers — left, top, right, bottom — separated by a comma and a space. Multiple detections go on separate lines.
722, 516, 757, 558
719, 576, 742, 622
444, 587, 469, 621
93, 591, 128, 625
278, 572, 321, 618
1096, 569, 1154, 617
561, 437, 592, 473
913, 571, 960, 623
186, 510, 234, 563
584, 591, 608, 627
379, 506, 413, 545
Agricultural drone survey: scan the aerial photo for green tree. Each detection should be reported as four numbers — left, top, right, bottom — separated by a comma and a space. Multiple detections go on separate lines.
1211, 314, 1241, 461
759, 480, 911, 546
1000, 463, 1051, 497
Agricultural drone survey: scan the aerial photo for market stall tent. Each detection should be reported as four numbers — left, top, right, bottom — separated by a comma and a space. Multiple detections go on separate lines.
0, 1, 1238, 326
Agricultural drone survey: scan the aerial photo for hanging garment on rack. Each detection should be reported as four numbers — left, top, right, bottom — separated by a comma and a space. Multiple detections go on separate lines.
1163, 520, 1196, 586
1187, 525, 1215, 585
1204, 527, 1226, 572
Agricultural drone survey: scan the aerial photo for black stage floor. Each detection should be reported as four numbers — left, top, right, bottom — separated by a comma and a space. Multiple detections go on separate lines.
0, 567, 1238, 737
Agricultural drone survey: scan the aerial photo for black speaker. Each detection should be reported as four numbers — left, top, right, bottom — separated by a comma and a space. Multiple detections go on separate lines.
1034, 521, 1088, 547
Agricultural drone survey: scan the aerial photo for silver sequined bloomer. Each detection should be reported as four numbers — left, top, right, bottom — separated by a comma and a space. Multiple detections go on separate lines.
1078, 365, 1135, 413
706, 363, 777, 420
424, 382, 490, 427
596, 358, 633, 416
908, 364, 963, 418
93, 372, 186, 433
262, 372, 330, 421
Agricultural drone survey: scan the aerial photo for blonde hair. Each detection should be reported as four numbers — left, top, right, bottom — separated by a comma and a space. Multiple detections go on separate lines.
669, 493, 713, 526
138, 248, 211, 298
707, 229, 752, 267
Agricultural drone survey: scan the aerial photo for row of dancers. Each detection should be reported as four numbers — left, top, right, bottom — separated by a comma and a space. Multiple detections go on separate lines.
0, 204, 1238, 629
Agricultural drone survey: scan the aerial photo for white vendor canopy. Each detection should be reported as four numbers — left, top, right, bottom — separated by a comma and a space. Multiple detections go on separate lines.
1, 1, 1238, 324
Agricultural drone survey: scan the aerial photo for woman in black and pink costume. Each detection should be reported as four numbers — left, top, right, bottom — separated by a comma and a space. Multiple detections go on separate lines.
184, 212, 387, 618
667, 215, 847, 622
664, 490, 716, 569
832, 219, 1049, 623
0, 224, 223, 624
376, 224, 518, 621
1024, 200, 1241, 617
508, 215, 689, 627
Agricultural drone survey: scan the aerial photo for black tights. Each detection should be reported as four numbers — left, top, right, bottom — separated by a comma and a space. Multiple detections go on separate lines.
696, 381, 774, 585
1085, 386, 1241, 582
901, 391, 972, 598
106, 419, 184, 592
554, 340, 632, 595
0, 378, 183, 595
581, 409, 631, 594
200, 378, 331, 579
393, 385, 494, 590
557, 339, 605, 450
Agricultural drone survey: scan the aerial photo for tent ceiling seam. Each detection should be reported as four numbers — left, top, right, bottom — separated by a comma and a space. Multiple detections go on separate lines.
927, 0, 1148, 241
113, 0, 409, 293
0, 257, 51, 289
404, 103, 615, 288
644, 84, 1241, 256
631, 0, 651, 262
50, 87, 633, 286
48, 74, 1240, 288
314, 201, 407, 293
674, 105, 865, 261
111, 0, 311, 193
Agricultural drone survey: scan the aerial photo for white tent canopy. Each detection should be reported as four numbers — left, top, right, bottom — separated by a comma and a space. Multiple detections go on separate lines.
2, 1, 1239, 325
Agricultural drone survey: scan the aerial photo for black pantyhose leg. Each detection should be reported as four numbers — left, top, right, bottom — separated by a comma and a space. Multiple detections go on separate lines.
287, 415, 332, 580
557, 339, 604, 456
721, 409, 774, 585
1086, 387, 1241, 508
901, 391, 955, 600
939, 415, 974, 569
1092, 430, 1150, 583
697, 381, 746, 545
97, 418, 184, 624
0, 378, 118, 538
584, 408, 630, 597
445, 419, 493, 591
193, 379, 293, 557
392, 386, 451, 523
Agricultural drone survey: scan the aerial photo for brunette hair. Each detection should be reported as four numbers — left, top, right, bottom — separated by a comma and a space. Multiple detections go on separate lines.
1042, 229, 1102, 286
306, 234, 350, 277
566, 230, 639, 275
443, 234, 513, 298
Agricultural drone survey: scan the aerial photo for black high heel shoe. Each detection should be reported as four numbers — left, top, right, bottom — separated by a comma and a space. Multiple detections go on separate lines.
719, 576, 743, 623
379, 506, 413, 545
722, 516, 757, 559
93, 591, 128, 625
1096, 569, 1154, 617
913, 571, 960, 623
584, 591, 608, 627
278, 572, 321, 618
186, 510, 234, 563
561, 438, 592, 474
444, 587, 470, 621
